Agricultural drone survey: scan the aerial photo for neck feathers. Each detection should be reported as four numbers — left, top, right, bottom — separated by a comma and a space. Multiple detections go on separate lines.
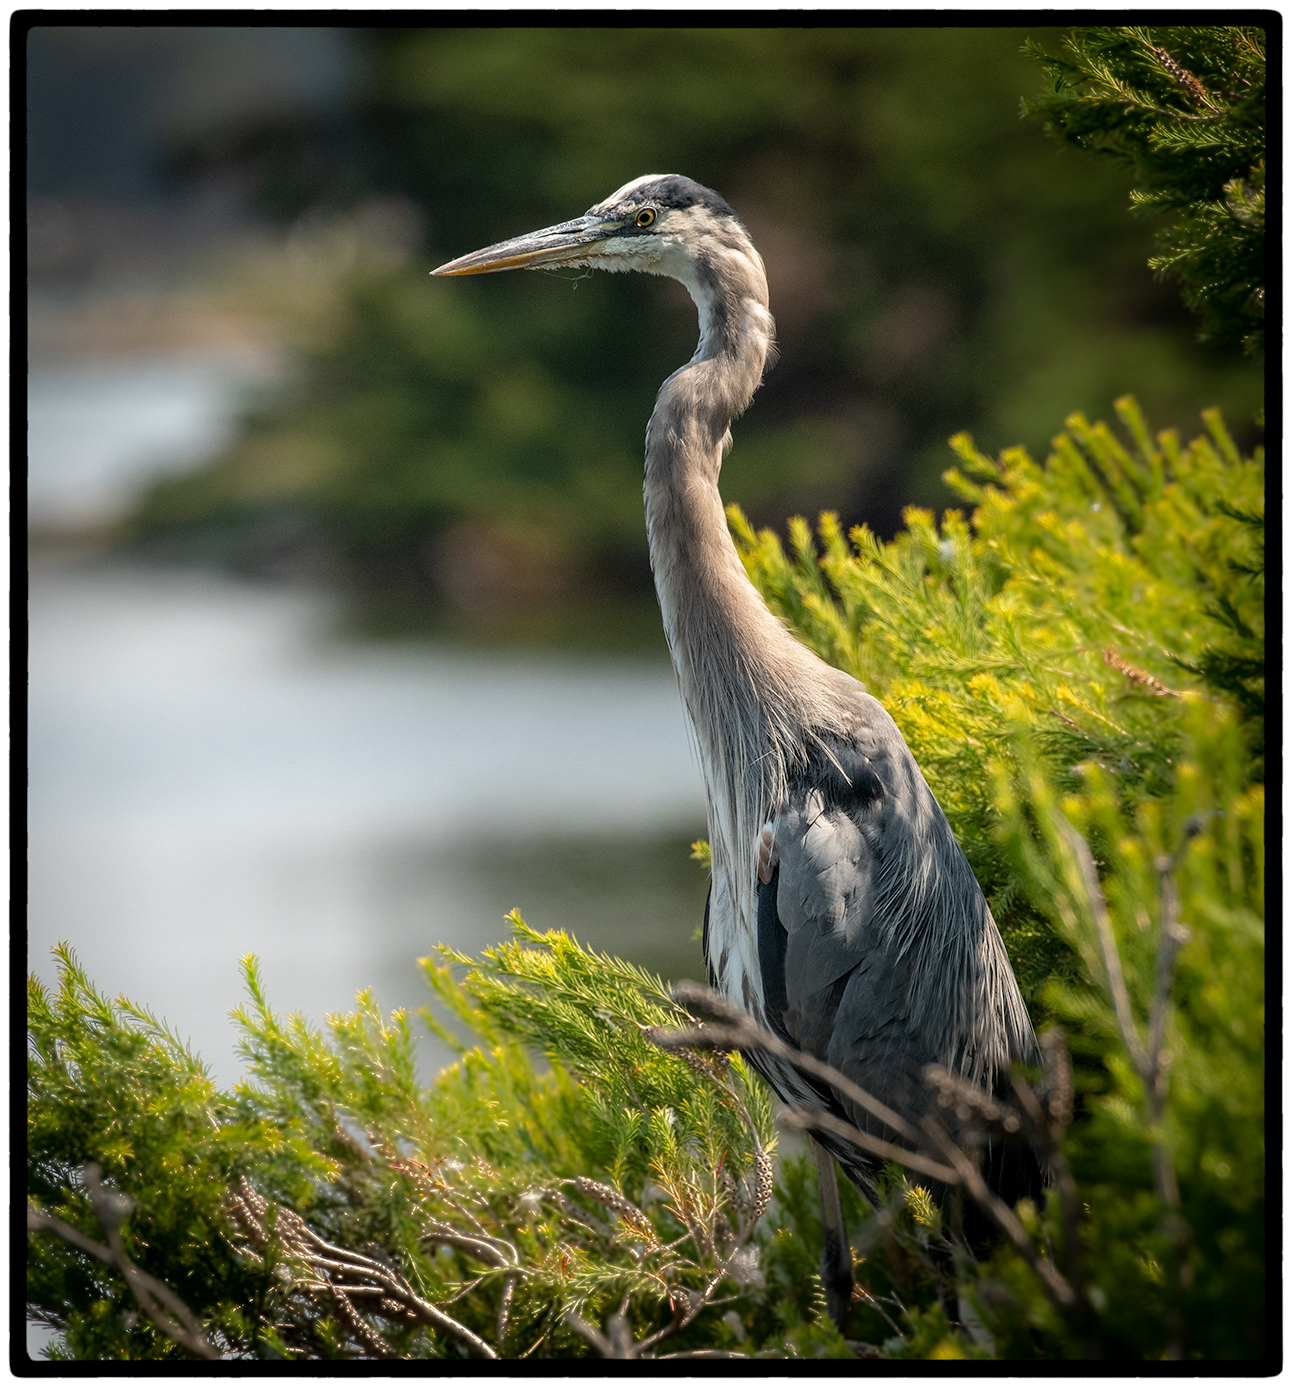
643, 228, 849, 934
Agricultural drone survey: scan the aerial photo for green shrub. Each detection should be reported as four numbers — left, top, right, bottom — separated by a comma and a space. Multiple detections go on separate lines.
728, 396, 1263, 1358
28, 396, 1263, 1360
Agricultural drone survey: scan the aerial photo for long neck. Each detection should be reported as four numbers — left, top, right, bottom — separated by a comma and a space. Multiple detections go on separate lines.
643, 241, 847, 928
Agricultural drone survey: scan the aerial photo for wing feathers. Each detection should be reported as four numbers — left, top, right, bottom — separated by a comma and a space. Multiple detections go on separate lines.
754, 717, 1037, 1160
755, 869, 791, 1038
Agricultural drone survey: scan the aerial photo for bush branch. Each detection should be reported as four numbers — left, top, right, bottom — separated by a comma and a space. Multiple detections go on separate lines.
654, 983, 1079, 1314
28, 1168, 220, 1360
228, 1177, 497, 1359
1059, 818, 1149, 1077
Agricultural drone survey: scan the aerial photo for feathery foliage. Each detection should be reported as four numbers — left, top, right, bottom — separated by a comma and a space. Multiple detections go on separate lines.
727, 396, 1264, 1357
28, 394, 1264, 1359
26, 947, 297, 1360
1024, 26, 1266, 355
29, 923, 783, 1360
732, 394, 1264, 828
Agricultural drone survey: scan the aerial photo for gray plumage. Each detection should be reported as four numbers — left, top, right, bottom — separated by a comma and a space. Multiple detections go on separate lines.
434, 176, 1040, 1305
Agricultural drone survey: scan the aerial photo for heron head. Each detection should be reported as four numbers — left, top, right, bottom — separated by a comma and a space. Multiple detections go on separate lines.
431, 175, 745, 283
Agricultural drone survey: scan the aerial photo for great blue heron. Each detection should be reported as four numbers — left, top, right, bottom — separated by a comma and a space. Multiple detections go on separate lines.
434, 175, 1042, 1328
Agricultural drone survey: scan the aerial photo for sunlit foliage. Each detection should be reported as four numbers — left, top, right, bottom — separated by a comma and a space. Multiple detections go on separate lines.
29, 395, 1264, 1359
729, 398, 1263, 1356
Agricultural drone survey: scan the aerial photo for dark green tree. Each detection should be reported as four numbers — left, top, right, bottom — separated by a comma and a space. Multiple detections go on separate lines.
1025, 25, 1265, 355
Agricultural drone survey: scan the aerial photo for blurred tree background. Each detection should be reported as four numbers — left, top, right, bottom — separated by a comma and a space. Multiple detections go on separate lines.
129, 25, 1262, 644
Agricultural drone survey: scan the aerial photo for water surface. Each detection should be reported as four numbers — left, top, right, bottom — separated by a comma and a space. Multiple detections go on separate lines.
27, 351, 711, 1088
28, 560, 710, 1084
27, 354, 276, 529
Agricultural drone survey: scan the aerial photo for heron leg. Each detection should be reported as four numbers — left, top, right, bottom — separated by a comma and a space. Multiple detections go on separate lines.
812, 1138, 853, 1334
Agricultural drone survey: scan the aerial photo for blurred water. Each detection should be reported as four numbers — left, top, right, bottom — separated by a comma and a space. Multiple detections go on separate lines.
27, 354, 276, 528
26, 359, 710, 1092
27, 561, 711, 1086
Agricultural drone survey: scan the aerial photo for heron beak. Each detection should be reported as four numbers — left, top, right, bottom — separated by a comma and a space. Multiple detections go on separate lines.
432, 214, 614, 276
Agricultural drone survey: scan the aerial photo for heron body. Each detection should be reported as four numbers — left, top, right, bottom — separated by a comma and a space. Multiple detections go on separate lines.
435, 176, 1042, 1314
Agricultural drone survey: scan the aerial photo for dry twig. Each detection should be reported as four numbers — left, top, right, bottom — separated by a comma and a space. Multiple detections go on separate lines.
28, 1166, 221, 1360
1103, 647, 1182, 697
1059, 816, 1194, 1208
228, 1177, 497, 1359
1060, 816, 1199, 1355
655, 982, 1079, 1313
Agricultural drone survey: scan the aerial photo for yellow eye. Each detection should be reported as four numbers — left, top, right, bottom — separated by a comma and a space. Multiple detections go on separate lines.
636, 208, 657, 228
